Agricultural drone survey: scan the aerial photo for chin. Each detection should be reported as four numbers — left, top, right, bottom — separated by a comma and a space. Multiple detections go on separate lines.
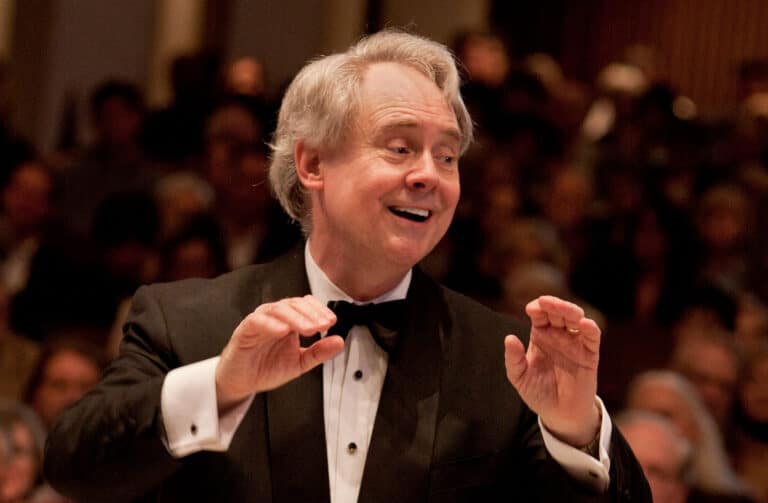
383, 238, 437, 268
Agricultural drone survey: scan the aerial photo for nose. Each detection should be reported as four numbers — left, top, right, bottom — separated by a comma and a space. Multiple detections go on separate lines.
405, 152, 439, 191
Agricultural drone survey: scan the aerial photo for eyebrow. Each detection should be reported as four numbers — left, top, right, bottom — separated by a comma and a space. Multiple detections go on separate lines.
379, 120, 461, 144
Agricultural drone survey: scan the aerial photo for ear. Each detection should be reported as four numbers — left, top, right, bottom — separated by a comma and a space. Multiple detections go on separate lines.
295, 140, 323, 190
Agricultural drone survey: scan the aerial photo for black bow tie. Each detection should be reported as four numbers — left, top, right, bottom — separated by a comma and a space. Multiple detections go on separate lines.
327, 300, 407, 354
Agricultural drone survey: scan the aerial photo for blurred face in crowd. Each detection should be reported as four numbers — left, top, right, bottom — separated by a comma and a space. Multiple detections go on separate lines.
229, 150, 272, 220
166, 238, 219, 281
741, 353, 768, 423
697, 186, 749, 252
673, 337, 739, 426
227, 57, 266, 97
544, 168, 593, 231
735, 296, 768, 354
0, 421, 39, 502
306, 62, 461, 287
96, 96, 142, 147
621, 419, 689, 503
626, 379, 701, 443
461, 34, 509, 87
31, 349, 100, 427
2, 162, 53, 236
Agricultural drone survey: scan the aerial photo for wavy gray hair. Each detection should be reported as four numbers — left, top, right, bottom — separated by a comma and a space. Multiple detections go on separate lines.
269, 29, 473, 232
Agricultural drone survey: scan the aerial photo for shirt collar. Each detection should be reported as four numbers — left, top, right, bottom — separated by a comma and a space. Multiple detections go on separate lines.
304, 241, 411, 306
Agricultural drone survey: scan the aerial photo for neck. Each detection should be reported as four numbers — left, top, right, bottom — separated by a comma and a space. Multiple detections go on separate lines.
308, 238, 409, 301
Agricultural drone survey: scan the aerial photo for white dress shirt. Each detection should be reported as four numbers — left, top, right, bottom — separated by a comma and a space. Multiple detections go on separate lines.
160, 242, 612, 502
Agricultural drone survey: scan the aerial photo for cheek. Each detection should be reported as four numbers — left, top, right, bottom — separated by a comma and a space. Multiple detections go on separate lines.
442, 179, 461, 212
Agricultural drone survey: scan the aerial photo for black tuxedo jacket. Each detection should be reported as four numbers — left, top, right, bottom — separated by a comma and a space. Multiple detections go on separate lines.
44, 247, 650, 502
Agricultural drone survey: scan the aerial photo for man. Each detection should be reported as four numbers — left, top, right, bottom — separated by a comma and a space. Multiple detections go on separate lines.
44, 30, 649, 502
669, 330, 741, 429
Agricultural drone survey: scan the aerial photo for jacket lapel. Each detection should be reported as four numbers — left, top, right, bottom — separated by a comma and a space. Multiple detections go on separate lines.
358, 269, 444, 502
261, 246, 332, 503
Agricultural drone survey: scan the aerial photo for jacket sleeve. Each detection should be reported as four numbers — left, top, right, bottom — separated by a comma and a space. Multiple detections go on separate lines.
44, 285, 183, 503
516, 411, 652, 502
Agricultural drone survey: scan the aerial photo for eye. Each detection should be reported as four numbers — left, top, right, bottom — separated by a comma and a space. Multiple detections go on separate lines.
391, 145, 411, 155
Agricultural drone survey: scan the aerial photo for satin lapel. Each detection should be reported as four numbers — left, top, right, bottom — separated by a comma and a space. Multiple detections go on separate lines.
358, 269, 444, 502
262, 246, 331, 503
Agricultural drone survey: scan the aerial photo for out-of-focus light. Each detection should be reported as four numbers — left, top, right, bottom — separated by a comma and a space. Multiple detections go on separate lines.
673, 96, 697, 120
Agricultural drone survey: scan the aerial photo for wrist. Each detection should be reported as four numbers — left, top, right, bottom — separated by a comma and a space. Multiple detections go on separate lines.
542, 402, 601, 447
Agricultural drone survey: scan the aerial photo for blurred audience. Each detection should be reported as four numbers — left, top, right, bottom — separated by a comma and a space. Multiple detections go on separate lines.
617, 410, 755, 503
158, 215, 228, 282
0, 401, 48, 503
625, 370, 752, 500
57, 80, 157, 239
202, 101, 299, 267
669, 331, 742, 431
732, 350, 768, 502
0, 160, 55, 298
0, 286, 38, 401
23, 338, 105, 430
616, 410, 691, 503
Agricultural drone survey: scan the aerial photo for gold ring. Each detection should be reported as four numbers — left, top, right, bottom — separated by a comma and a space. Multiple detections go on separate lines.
567, 327, 580, 335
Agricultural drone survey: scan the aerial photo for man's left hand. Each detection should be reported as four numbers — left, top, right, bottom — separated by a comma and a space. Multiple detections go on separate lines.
504, 295, 601, 447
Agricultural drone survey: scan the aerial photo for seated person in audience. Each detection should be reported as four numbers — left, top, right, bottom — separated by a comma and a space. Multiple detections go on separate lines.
669, 330, 742, 430
0, 285, 38, 401
616, 410, 693, 503
202, 97, 300, 269
617, 410, 755, 503
0, 159, 56, 298
732, 349, 768, 503
626, 370, 753, 500
23, 338, 104, 430
0, 401, 48, 502
158, 216, 229, 282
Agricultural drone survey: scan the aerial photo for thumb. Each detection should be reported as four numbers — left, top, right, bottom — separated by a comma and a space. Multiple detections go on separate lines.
299, 335, 345, 373
504, 335, 528, 386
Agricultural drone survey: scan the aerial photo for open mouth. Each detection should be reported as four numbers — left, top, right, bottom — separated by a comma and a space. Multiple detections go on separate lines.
389, 206, 432, 222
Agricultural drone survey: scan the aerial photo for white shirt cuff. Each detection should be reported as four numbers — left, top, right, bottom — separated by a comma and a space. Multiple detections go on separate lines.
538, 396, 612, 491
160, 356, 254, 457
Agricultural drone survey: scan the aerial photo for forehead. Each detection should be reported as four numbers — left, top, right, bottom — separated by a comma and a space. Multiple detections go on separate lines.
624, 422, 678, 461
355, 62, 459, 136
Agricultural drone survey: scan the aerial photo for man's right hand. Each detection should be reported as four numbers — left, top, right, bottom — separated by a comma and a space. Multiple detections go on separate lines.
215, 295, 345, 411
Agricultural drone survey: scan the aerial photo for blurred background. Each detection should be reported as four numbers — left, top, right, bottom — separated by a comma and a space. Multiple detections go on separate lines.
1, 1, 768, 502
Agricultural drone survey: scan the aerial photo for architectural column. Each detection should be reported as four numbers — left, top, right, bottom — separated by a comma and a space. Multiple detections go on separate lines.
0, 0, 16, 59
320, 0, 367, 54
146, 0, 205, 107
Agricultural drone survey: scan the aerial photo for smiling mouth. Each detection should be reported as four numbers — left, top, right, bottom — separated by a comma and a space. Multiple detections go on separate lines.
389, 206, 432, 222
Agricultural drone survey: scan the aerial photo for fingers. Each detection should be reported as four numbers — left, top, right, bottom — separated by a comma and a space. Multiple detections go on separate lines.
525, 295, 587, 332
300, 335, 346, 372
577, 317, 601, 354
504, 335, 528, 386
237, 295, 337, 342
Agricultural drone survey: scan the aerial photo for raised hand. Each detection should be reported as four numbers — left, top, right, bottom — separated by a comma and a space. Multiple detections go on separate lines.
504, 295, 601, 447
215, 295, 345, 411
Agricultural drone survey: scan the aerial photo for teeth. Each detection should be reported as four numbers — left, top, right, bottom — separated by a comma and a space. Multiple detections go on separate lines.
392, 207, 430, 218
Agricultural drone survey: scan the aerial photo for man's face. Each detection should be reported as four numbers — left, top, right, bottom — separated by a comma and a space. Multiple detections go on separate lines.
677, 340, 739, 425
310, 62, 461, 273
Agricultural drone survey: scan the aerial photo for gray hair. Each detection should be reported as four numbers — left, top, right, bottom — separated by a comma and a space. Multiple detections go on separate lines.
626, 370, 751, 495
269, 29, 473, 231
0, 399, 46, 463
614, 409, 694, 483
